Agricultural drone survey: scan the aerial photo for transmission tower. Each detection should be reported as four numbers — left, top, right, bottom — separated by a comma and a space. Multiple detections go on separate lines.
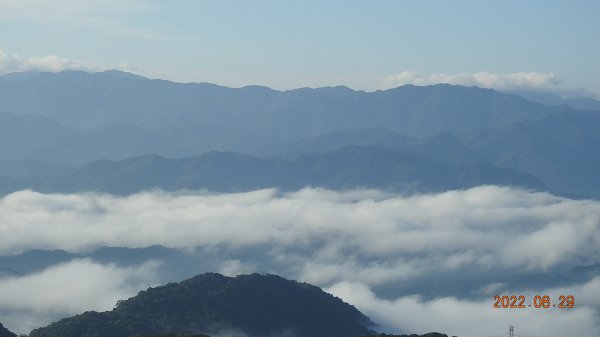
509, 325, 515, 337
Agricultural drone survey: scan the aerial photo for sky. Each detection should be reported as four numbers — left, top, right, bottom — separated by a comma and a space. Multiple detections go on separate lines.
0, 0, 599, 96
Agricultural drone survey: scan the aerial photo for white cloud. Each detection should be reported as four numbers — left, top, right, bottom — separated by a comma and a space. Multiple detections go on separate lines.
0, 50, 20, 74
0, 49, 95, 74
328, 281, 600, 337
0, 49, 152, 77
385, 71, 563, 93
0, 187, 599, 278
0, 259, 159, 334
219, 260, 257, 277
23, 54, 91, 73
1, 187, 599, 335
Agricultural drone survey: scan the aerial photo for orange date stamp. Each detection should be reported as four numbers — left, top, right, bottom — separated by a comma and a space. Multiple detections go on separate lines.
493, 295, 575, 309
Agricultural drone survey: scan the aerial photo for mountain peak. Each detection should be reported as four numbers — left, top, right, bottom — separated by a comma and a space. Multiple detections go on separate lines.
98, 69, 147, 80
30, 273, 373, 337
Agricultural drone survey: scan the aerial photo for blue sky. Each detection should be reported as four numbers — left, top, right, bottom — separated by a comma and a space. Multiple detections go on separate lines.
0, 0, 598, 96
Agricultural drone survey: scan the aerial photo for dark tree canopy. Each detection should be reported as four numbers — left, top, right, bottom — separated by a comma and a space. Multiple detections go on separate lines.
0, 322, 17, 337
29, 273, 373, 337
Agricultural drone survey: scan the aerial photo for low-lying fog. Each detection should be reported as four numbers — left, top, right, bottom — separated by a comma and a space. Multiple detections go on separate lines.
1, 186, 598, 337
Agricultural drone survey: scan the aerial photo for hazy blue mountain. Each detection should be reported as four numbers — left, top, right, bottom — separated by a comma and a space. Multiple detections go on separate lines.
0, 175, 32, 196
0, 159, 67, 178
262, 129, 482, 165
159, 124, 281, 155
401, 132, 482, 164
254, 128, 416, 156
0, 250, 78, 276
0, 266, 17, 277
27, 146, 546, 196
284, 146, 544, 192
461, 113, 600, 198
509, 90, 600, 111
2, 70, 600, 198
0, 71, 572, 139
0, 111, 181, 165
83, 122, 181, 160
0, 322, 16, 337
0, 246, 205, 283
0, 111, 82, 163
29, 273, 374, 337
35, 152, 292, 194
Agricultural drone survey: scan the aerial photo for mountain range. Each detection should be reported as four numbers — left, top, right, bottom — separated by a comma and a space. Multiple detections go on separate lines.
0, 70, 599, 197
0, 146, 544, 196
507, 90, 600, 111
0, 70, 569, 136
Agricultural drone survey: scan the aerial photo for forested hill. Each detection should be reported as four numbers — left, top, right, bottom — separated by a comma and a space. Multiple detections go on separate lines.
29, 273, 373, 337
360, 334, 448, 337
0, 323, 16, 337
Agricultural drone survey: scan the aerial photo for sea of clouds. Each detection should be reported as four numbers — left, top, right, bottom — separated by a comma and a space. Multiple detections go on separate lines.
0, 186, 599, 336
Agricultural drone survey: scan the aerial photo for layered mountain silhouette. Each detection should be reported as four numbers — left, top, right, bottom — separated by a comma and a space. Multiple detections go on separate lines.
4, 146, 544, 196
0, 70, 566, 136
257, 129, 481, 164
507, 90, 600, 111
461, 113, 600, 198
0, 111, 177, 165
0, 70, 599, 197
29, 273, 374, 337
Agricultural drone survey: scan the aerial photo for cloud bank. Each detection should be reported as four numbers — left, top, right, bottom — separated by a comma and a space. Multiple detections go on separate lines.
0, 49, 94, 74
328, 279, 600, 337
1, 187, 598, 273
0, 186, 599, 336
385, 71, 565, 93
0, 259, 159, 333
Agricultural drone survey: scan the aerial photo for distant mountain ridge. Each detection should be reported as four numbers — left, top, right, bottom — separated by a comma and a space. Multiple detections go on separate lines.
0, 111, 179, 165
1, 70, 600, 198
258, 128, 482, 164
14, 146, 546, 196
29, 273, 374, 337
507, 90, 600, 111
461, 112, 600, 198
0, 70, 573, 138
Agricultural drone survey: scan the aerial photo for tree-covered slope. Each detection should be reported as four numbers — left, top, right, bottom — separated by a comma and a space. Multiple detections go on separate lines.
462, 113, 600, 197
29, 273, 373, 337
359, 334, 448, 337
0, 322, 16, 337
